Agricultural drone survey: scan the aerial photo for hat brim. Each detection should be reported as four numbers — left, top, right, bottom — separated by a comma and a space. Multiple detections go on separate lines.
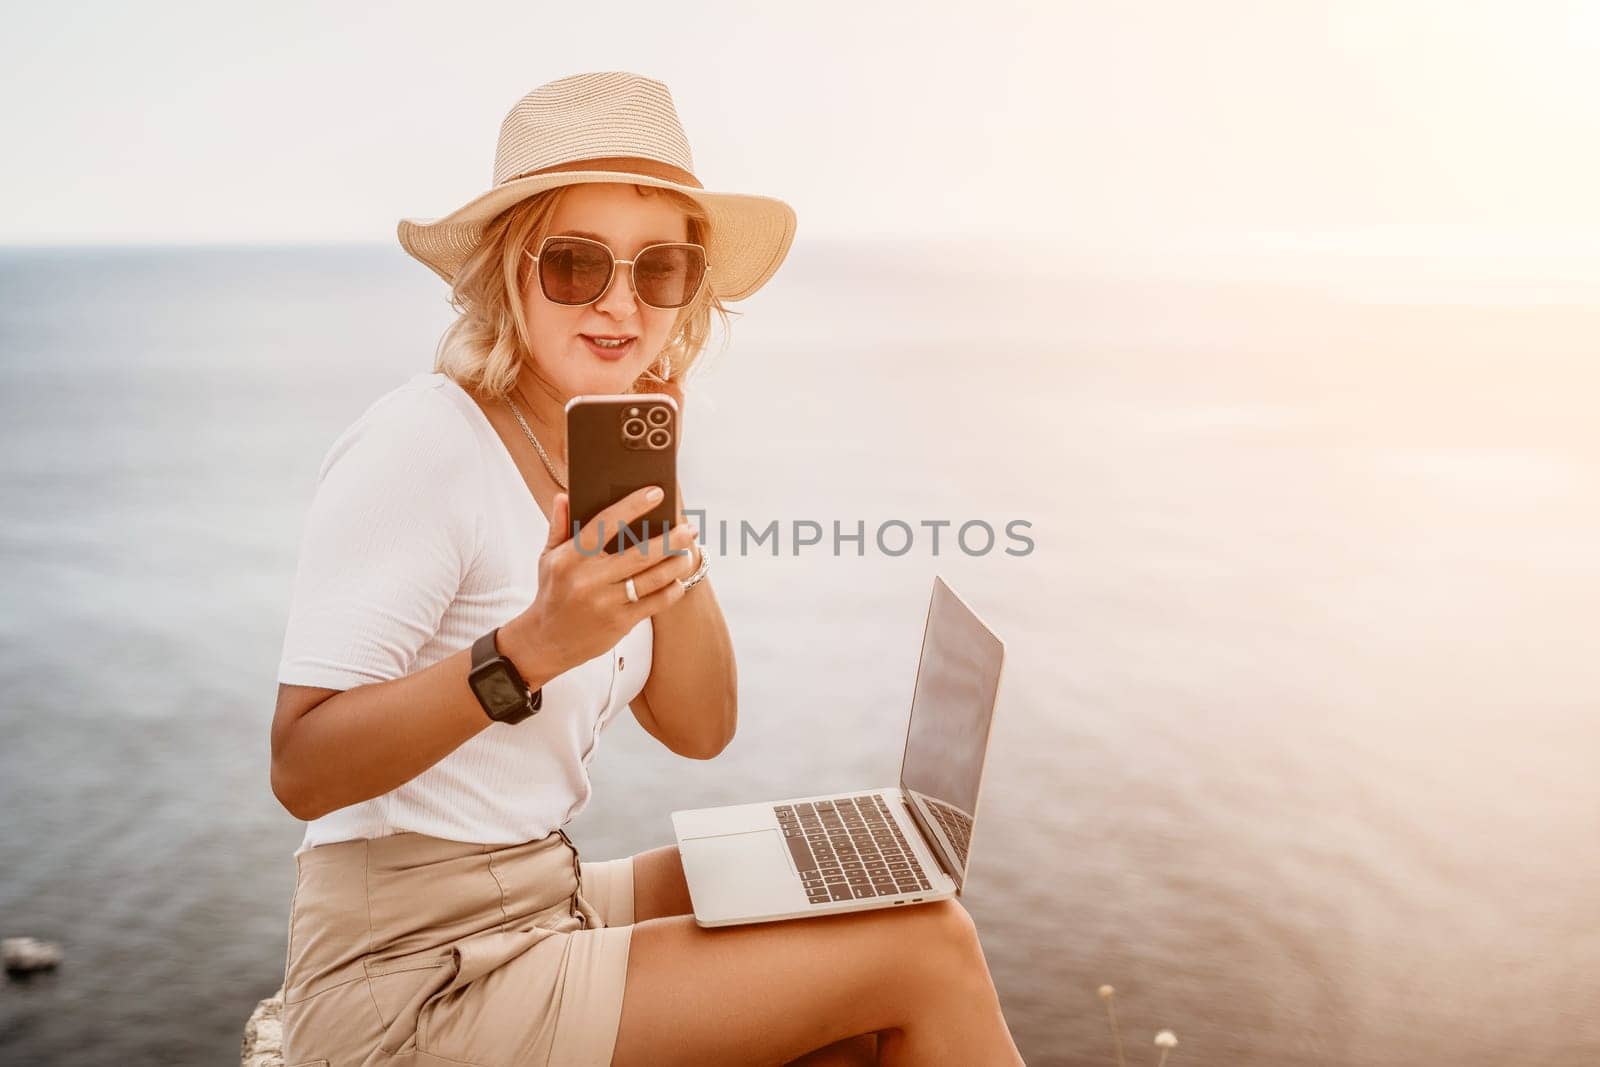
397, 171, 797, 302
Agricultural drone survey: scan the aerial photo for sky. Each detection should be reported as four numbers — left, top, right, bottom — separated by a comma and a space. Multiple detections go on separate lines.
2, 0, 1598, 274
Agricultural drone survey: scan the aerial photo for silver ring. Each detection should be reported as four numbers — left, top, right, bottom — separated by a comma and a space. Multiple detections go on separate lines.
624, 577, 639, 604
677, 541, 711, 592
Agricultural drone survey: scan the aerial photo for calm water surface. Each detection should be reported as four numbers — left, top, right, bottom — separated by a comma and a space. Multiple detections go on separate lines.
0, 245, 1596, 1064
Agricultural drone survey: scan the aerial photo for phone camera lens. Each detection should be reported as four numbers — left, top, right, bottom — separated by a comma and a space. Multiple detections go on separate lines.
647, 428, 671, 450
622, 417, 647, 440
646, 405, 671, 427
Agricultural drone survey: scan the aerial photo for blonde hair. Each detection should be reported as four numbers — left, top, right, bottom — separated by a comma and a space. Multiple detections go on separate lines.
433, 184, 729, 400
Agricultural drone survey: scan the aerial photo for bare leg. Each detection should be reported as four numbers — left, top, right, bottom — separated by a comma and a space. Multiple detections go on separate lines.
786, 1033, 878, 1066
628, 845, 887, 1066
631, 844, 695, 922
621, 846, 1019, 1065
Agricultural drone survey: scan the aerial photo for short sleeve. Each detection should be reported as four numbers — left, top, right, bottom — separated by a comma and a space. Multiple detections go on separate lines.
276, 378, 484, 690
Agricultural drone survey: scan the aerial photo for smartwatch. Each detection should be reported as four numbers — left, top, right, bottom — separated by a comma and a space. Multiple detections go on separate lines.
468, 628, 541, 724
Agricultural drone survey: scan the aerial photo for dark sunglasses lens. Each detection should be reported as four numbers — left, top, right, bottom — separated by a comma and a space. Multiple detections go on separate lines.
633, 245, 705, 309
539, 240, 613, 304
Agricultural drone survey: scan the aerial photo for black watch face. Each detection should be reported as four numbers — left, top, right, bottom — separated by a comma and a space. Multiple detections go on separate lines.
478, 667, 527, 714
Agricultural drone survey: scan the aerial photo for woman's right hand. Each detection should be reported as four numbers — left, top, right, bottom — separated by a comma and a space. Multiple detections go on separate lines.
499, 487, 699, 683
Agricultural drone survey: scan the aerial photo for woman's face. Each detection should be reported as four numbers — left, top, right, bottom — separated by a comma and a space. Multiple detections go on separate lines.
521, 183, 690, 399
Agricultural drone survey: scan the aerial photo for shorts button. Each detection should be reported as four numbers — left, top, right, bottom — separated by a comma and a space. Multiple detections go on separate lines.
618, 656, 625, 671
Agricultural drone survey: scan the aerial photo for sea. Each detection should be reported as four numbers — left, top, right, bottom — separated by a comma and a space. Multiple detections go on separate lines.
0, 242, 1596, 1065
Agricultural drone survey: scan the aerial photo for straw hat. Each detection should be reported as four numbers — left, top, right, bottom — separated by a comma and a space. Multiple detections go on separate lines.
397, 72, 797, 301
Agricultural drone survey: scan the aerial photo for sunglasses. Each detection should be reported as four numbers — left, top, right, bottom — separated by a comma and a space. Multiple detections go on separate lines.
525, 235, 708, 311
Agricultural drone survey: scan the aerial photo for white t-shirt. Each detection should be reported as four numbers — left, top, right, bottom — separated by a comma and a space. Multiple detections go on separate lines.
276, 372, 652, 856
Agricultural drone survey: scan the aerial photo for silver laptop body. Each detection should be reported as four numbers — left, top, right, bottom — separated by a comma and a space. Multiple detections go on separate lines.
671, 576, 1005, 927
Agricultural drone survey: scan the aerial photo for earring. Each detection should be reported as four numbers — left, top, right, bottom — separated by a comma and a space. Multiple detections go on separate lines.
659, 354, 673, 380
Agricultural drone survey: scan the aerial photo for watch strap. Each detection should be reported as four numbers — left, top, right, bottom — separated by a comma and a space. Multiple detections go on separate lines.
469, 627, 542, 723
471, 629, 500, 670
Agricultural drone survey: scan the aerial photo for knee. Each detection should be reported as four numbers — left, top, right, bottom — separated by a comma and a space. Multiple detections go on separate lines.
851, 900, 989, 1015
874, 900, 990, 1010
907, 899, 984, 964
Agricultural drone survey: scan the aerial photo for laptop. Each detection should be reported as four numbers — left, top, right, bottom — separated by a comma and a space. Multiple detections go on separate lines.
671, 576, 1005, 927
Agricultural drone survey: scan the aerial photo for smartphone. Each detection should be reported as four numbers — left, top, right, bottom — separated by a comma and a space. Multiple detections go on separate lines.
565, 393, 680, 554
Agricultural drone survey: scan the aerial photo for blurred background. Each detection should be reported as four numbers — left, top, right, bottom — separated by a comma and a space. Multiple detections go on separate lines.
1, 2, 1596, 1064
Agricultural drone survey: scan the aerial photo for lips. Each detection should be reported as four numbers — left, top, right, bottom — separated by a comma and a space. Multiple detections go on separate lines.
580, 333, 637, 361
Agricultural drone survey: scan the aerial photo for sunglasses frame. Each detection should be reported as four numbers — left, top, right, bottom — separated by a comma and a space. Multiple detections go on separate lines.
524, 235, 710, 311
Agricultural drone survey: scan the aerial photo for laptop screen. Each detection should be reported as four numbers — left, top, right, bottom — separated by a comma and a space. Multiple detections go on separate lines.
898, 577, 1005, 891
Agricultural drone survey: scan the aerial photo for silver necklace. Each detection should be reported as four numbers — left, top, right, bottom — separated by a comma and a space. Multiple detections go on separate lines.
504, 394, 568, 491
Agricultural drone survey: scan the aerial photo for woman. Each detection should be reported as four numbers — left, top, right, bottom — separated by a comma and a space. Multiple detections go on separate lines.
271, 72, 1023, 1066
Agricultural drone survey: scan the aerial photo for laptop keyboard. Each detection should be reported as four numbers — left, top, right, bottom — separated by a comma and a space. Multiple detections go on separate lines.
775, 794, 934, 905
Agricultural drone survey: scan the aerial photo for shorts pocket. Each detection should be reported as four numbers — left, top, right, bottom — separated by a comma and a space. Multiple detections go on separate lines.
364, 955, 454, 1054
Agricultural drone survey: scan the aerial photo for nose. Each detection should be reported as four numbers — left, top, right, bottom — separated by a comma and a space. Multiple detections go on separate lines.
593, 260, 639, 319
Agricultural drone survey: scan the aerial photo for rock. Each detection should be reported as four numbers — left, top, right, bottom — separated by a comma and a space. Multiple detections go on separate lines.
240, 986, 285, 1067
2, 937, 63, 974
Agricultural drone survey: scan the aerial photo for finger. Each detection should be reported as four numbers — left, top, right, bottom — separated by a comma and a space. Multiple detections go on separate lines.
545, 493, 571, 551
626, 536, 700, 599
596, 522, 698, 581
572, 485, 666, 558
623, 562, 688, 621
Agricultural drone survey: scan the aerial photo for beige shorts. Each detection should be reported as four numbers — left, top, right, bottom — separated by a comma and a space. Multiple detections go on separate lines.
281, 830, 634, 1067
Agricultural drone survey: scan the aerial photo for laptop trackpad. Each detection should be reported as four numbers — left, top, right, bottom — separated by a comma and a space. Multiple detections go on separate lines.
680, 830, 798, 921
